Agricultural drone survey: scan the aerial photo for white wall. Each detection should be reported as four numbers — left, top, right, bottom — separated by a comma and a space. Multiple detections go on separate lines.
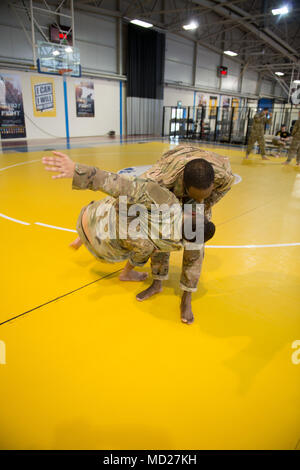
242, 70, 258, 95
74, 13, 118, 74
261, 79, 273, 95
68, 76, 122, 137
0, 68, 123, 139
165, 34, 194, 85
221, 57, 240, 93
196, 45, 219, 89
164, 87, 195, 107
274, 83, 287, 99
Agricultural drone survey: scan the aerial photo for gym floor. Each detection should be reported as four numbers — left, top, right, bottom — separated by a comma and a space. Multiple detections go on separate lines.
0, 140, 299, 450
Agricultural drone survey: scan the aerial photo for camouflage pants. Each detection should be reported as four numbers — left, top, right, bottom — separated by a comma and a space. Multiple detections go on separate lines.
286, 137, 300, 163
271, 138, 285, 148
151, 248, 204, 292
77, 203, 155, 266
76, 204, 105, 261
247, 132, 266, 156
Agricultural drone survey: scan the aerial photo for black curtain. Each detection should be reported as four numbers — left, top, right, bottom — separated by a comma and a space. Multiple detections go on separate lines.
127, 24, 165, 135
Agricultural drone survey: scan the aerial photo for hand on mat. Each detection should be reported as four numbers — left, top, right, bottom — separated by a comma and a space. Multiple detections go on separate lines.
42, 151, 75, 179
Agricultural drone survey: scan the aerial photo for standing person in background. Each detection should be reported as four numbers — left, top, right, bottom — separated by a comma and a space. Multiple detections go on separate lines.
245, 108, 272, 160
284, 111, 300, 166
272, 124, 291, 157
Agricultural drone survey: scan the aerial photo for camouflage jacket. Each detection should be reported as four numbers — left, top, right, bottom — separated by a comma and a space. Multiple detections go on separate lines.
142, 145, 235, 220
291, 119, 300, 139
73, 163, 183, 264
251, 112, 272, 135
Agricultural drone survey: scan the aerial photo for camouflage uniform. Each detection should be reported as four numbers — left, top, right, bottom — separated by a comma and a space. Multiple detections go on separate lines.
271, 136, 285, 149
73, 163, 183, 266
142, 145, 235, 292
286, 119, 300, 164
246, 111, 272, 157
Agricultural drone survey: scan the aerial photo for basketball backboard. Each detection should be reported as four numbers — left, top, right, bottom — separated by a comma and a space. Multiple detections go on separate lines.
37, 41, 81, 77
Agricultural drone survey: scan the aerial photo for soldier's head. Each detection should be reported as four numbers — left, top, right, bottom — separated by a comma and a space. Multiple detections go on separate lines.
182, 213, 216, 243
183, 159, 214, 202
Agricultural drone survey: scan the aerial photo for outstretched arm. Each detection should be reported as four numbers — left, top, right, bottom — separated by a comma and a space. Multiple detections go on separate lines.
42, 151, 76, 179
42, 151, 140, 199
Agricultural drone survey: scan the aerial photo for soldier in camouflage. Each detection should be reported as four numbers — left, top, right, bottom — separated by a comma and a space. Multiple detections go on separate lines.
245, 108, 272, 160
136, 145, 235, 324
284, 111, 300, 165
42, 152, 216, 322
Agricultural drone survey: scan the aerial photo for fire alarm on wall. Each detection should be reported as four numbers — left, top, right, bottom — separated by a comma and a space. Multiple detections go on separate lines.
218, 66, 228, 77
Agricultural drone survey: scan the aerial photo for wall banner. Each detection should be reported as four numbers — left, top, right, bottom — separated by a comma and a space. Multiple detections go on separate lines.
0, 73, 26, 139
209, 96, 218, 118
31, 76, 56, 117
221, 96, 231, 108
75, 80, 95, 117
232, 98, 240, 121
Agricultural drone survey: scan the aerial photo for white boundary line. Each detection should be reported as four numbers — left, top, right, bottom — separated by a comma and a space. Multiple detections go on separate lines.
233, 173, 242, 185
0, 159, 40, 172
207, 243, 300, 248
0, 212, 30, 225
35, 222, 77, 233
0, 158, 299, 248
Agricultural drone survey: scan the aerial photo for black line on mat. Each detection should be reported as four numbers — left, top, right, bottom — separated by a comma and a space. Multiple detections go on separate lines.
217, 198, 278, 227
0, 269, 123, 327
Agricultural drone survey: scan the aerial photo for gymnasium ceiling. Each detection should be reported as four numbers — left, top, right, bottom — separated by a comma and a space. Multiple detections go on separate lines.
74, 0, 300, 87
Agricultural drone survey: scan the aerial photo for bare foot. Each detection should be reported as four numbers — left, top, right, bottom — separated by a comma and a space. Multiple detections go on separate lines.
283, 160, 291, 165
261, 156, 269, 160
244, 154, 249, 159
119, 270, 148, 282
70, 237, 82, 250
180, 292, 194, 325
136, 280, 162, 301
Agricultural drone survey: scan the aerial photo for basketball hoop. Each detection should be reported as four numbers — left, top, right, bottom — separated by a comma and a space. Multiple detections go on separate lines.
58, 68, 73, 75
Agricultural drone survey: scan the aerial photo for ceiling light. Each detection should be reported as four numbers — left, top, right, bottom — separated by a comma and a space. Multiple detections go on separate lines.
52, 50, 60, 56
275, 71, 285, 76
183, 21, 198, 31
224, 50, 238, 56
272, 6, 289, 15
293, 80, 300, 84
65, 46, 73, 53
130, 19, 153, 28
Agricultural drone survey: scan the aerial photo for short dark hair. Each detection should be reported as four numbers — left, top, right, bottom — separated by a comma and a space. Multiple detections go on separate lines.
204, 220, 216, 243
182, 215, 216, 243
281, 124, 286, 127
263, 107, 269, 111
183, 159, 215, 190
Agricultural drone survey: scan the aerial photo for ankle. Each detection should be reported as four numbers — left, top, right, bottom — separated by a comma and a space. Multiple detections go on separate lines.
181, 291, 192, 303
152, 280, 162, 288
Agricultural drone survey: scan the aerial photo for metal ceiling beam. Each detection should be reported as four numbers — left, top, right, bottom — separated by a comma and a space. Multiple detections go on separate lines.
124, 0, 248, 17
251, 63, 300, 69
266, 69, 289, 96
191, 0, 298, 62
